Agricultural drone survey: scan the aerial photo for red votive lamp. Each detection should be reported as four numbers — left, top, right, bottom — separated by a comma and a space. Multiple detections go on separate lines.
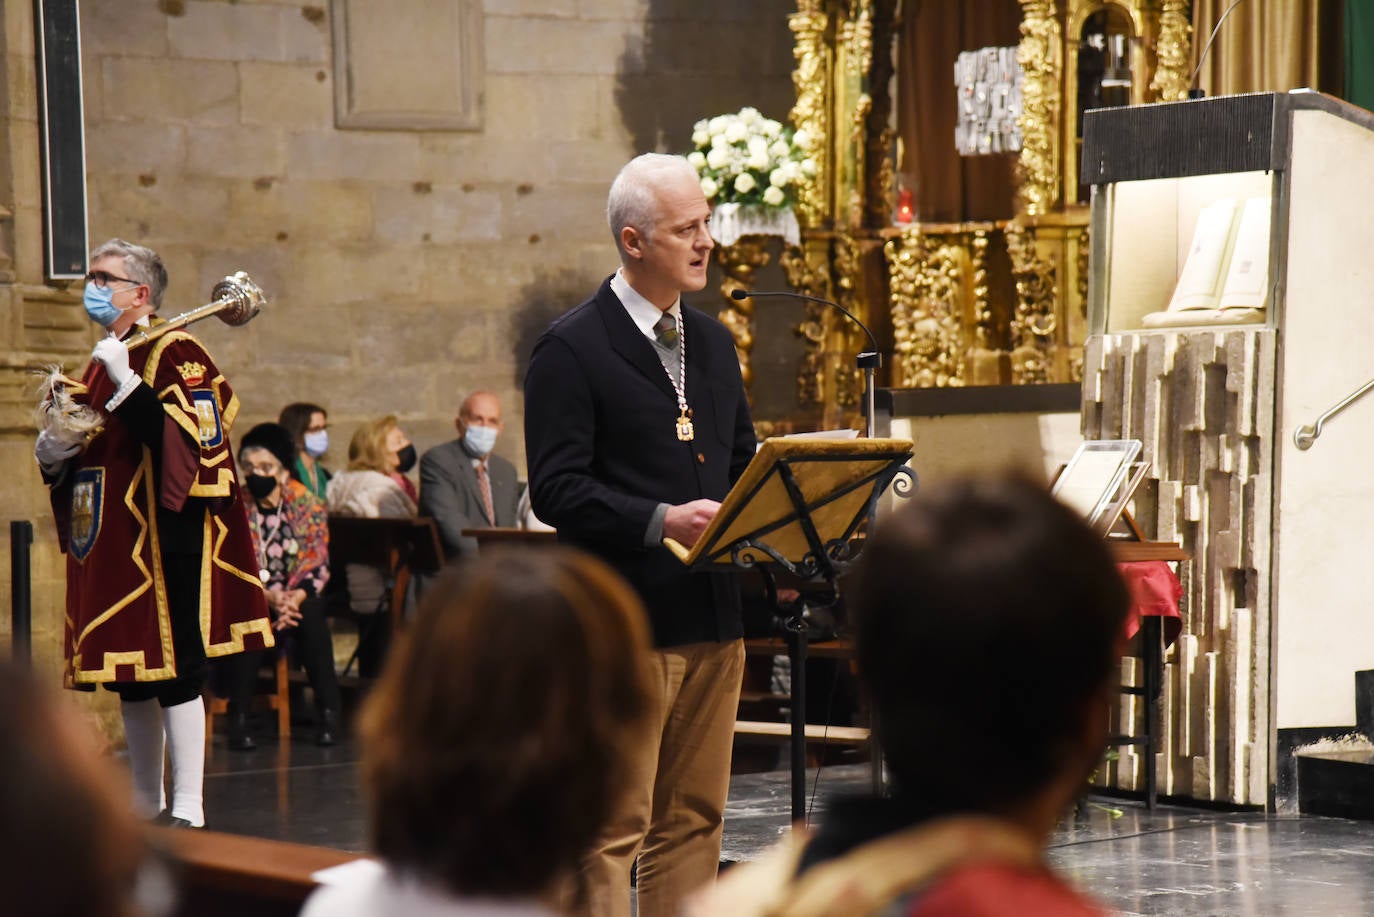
895, 187, 915, 225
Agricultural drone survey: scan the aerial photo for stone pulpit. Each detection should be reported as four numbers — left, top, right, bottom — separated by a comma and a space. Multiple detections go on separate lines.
1081, 91, 1374, 809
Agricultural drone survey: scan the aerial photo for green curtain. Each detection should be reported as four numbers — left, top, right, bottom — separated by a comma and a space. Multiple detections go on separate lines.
1348, 0, 1374, 109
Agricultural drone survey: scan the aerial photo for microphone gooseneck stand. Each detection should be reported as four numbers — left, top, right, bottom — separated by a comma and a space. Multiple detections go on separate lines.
1187, 0, 1246, 99
732, 288, 881, 438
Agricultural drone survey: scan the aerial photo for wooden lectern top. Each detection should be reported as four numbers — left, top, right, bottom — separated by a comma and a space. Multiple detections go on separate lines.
663, 436, 914, 567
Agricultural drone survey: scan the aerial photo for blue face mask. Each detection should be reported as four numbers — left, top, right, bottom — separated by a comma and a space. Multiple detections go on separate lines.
303, 430, 329, 458
463, 424, 498, 457
84, 282, 122, 327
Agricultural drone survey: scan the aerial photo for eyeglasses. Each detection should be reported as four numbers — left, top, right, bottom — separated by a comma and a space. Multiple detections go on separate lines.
84, 269, 144, 290
240, 462, 283, 477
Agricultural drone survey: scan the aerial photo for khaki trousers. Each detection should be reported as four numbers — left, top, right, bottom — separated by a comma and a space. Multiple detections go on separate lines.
577, 638, 745, 917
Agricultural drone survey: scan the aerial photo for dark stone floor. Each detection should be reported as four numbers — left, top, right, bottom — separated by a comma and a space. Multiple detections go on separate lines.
204, 735, 1374, 915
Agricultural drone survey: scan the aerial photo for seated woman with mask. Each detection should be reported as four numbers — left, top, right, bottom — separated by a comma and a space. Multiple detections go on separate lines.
326, 415, 419, 676
278, 401, 331, 500
224, 422, 342, 749
329, 415, 418, 515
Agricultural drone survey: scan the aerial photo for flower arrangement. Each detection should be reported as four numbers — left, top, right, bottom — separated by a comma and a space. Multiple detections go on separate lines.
687, 107, 817, 210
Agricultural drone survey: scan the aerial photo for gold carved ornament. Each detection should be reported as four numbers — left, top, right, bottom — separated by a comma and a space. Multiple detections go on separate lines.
1071, 227, 1090, 381
789, 0, 829, 228
715, 237, 772, 396
970, 228, 994, 353
884, 225, 969, 389
846, 93, 873, 228
781, 240, 830, 408
865, 0, 900, 229
1015, 0, 1062, 217
830, 233, 865, 407
1150, 0, 1194, 102
839, 0, 875, 229
1005, 222, 1057, 384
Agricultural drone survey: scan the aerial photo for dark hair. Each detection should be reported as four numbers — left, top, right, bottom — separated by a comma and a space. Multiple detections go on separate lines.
238, 422, 296, 473
360, 547, 653, 897
848, 475, 1130, 815
278, 402, 326, 449
0, 663, 145, 917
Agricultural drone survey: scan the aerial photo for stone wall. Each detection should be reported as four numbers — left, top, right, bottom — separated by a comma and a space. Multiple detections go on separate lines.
82, 0, 795, 451
1, 0, 795, 715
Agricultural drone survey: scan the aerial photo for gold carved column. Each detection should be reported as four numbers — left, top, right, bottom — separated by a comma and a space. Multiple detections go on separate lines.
1150, 0, 1194, 102
715, 237, 772, 395
780, 0, 890, 425
1016, 0, 1063, 218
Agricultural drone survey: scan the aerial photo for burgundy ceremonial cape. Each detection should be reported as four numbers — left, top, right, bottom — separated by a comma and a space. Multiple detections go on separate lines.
50, 327, 272, 686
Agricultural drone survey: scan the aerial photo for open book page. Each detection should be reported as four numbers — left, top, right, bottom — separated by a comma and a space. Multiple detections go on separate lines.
778, 429, 861, 440
1167, 198, 1240, 312
1217, 196, 1272, 311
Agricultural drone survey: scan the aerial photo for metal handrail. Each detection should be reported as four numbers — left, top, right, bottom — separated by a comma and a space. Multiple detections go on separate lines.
1293, 377, 1374, 450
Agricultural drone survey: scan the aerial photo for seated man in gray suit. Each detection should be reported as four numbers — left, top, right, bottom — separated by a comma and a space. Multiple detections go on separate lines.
418, 390, 519, 560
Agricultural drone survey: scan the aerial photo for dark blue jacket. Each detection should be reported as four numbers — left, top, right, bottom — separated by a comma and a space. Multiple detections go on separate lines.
524, 276, 756, 647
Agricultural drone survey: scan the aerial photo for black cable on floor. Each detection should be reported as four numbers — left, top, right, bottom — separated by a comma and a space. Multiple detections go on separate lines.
806, 650, 845, 824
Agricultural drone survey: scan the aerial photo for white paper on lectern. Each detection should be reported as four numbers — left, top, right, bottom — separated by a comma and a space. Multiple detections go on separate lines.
778, 429, 861, 440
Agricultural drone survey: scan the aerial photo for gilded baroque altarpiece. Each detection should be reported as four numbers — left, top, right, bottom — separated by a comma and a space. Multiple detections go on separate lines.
721, 0, 1191, 426
737, 1, 1256, 807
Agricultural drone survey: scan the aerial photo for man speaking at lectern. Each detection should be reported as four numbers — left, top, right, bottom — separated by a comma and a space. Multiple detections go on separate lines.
525, 153, 757, 917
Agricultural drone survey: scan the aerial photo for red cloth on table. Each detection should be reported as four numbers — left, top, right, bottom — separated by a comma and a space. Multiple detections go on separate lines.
1117, 560, 1183, 648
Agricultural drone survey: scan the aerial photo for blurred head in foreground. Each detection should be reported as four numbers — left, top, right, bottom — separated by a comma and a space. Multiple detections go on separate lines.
849, 475, 1130, 824
360, 547, 654, 900
0, 662, 147, 917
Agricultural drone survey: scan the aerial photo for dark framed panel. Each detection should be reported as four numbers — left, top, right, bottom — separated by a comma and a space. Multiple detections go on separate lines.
36, 0, 88, 279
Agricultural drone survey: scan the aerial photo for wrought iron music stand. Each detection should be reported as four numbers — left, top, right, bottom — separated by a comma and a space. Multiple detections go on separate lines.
665, 437, 915, 822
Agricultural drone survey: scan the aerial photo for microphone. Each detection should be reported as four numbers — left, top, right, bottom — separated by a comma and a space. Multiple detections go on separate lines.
1188, 0, 1246, 99
730, 288, 880, 363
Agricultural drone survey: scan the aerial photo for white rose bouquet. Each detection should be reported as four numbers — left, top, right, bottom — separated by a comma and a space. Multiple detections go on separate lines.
687, 107, 817, 209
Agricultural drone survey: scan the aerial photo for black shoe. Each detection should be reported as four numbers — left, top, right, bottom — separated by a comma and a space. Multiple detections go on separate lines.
315, 708, 339, 747
165, 816, 203, 829
227, 710, 256, 751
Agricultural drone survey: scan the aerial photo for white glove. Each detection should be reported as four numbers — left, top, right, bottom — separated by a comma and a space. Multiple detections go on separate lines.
91, 336, 134, 387
34, 427, 82, 473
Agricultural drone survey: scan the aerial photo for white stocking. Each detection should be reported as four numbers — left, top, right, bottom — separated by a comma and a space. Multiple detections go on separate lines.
162, 697, 206, 827
119, 698, 166, 819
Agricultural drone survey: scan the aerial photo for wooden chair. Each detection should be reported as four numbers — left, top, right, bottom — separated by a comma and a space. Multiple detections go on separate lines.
325, 516, 444, 676
205, 652, 291, 744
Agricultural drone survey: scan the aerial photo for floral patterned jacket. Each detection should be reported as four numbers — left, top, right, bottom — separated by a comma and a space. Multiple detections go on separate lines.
247, 478, 330, 597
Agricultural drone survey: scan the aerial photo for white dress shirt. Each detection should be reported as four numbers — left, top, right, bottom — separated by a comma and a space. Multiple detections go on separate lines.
611, 269, 679, 342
